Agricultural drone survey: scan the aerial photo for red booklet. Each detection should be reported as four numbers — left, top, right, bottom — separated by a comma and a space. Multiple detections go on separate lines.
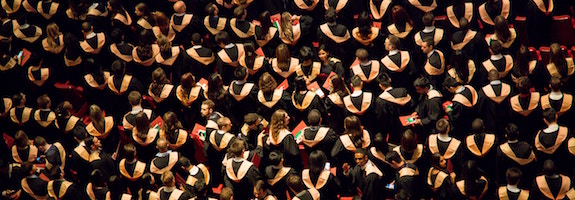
292, 121, 307, 137
399, 115, 418, 126
277, 79, 289, 90
322, 72, 337, 90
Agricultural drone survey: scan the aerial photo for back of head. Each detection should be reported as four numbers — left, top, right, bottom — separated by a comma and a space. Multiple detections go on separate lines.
268, 151, 283, 166
135, 112, 150, 134
516, 77, 531, 94
36, 94, 50, 109
543, 108, 557, 123
400, 129, 417, 152
217, 117, 231, 130
90, 169, 105, 186
422, 12, 434, 27
350, 75, 363, 88
14, 130, 30, 148
233, 66, 247, 81
286, 174, 304, 193
294, 76, 307, 92
81, 22, 92, 33
111, 60, 125, 75
156, 137, 168, 152
307, 109, 321, 126
161, 171, 174, 186
489, 40, 502, 55
385, 151, 401, 163
244, 113, 259, 126
308, 150, 327, 174
215, 31, 231, 45
414, 76, 431, 88
459, 17, 469, 30
191, 33, 202, 45
391, 5, 411, 25
325, 8, 336, 23
376, 72, 391, 87
442, 76, 459, 89
550, 76, 562, 91
355, 48, 369, 62
435, 118, 449, 134
471, 118, 484, 134
387, 35, 400, 50
299, 46, 313, 61
505, 123, 519, 141
543, 159, 556, 176
488, 69, 500, 82
373, 133, 388, 153
506, 167, 522, 185
178, 156, 192, 168
220, 187, 234, 200
228, 140, 245, 157
128, 91, 142, 106
494, 15, 510, 42
34, 136, 47, 147
110, 28, 124, 43
180, 72, 196, 89
259, 72, 277, 93
123, 143, 136, 160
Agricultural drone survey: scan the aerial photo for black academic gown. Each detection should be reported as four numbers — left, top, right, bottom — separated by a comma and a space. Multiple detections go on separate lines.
509, 93, 545, 142
451, 30, 489, 63
395, 163, 423, 199
239, 55, 269, 83
207, 130, 236, 185
530, 174, 574, 200
175, 85, 206, 128
496, 141, 537, 188
289, 91, 326, 129
540, 93, 575, 128
20, 175, 48, 200
534, 126, 571, 174
342, 91, 377, 133
132, 128, 159, 163
479, 55, 514, 85
351, 27, 386, 60
448, 85, 478, 139
463, 133, 497, 181
256, 89, 292, 121
495, 186, 530, 200
325, 93, 346, 134
350, 61, 384, 93
265, 166, 297, 200
147, 84, 176, 117
478, 82, 512, 135
46, 179, 83, 200
170, 13, 202, 47
70, 145, 91, 185
156, 46, 191, 85
89, 151, 118, 180
223, 159, 261, 200
302, 169, 341, 200
301, 126, 338, 160
186, 46, 216, 81
225, 81, 259, 133
526, 0, 554, 47
254, 26, 281, 58
317, 23, 353, 67
263, 130, 302, 171
375, 87, 415, 144
216, 43, 244, 85
343, 162, 385, 200
381, 51, 416, 92
403, 0, 440, 29
426, 134, 463, 174
427, 167, 456, 200
423, 50, 446, 89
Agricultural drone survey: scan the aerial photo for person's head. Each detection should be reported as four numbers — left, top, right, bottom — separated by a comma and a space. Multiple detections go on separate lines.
81, 22, 93, 34
161, 171, 175, 187
308, 150, 327, 174
435, 118, 449, 135
152, 12, 169, 36
46, 23, 61, 40
244, 113, 261, 129
217, 117, 232, 132
549, 76, 562, 91
233, 66, 248, 81
391, 5, 411, 25
157, 35, 172, 53
355, 49, 369, 63
215, 31, 231, 47
494, 15, 511, 42
330, 74, 349, 96
286, 174, 304, 193
89, 104, 104, 121
14, 130, 30, 148
318, 44, 330, 62
543, 108, 557, 125
373, 133, 388, 153
325, 8, 336, 23
123, 143, 136, 161
228, 140, 245, 157
84, 135, 102, 151
516, 76, 531, 94
12, 93, 25, 107
156, 137, 168, 152
135, 3, 151, 17
504, 123, 519, 141
294, 76, 307, 92
543, 159, 557, 176
253, 180, 268, 199
180, 72, 196, 89
471, 118, 484, 135
414, 77, 431, 94
420, 38, 434, 54
354, 148, 369, 167
385, 151, 403, 168
220, 187, 234, 200
489, 40, 502, 55
422, 12, 434, 27
90, 169, 106, 186
173, 1, 186, 14
443, 76, 460, 93
506, 167, 522, 185
432, 152, 448, 169
110, 28, 125, 44
385, 35, 400, 51
299, 46, 313, 62
205, 3, 218, 16
135, 112, 150, 137
55, 101, 72, 120
451, 50, 470, 83
270, 110, 289, 139
162, 111, 182, 133
34, 136, 48, 151
233, 6, 246, 19
275, 44, 290, 71
141, 173, 156, 190
36, 94, 51, 109
128, 91, 142, 106
111, 60, 126, 75
307, 109, 322, 126
191, 33, 203, 46
459, 17, 469, 31
201, 100, 215, 117
376, 72, 392, 89
550, 43, 569, 77
400, 129, 417, 152
515, 46, 532, 76
258, 72, 277, 93
488, 69, 500, 82
268, 151, 284, 166
350, 75, 363, 89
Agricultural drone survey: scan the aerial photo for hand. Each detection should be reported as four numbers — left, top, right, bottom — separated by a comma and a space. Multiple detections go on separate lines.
450, 172, 456, 182
410, 112, 418, 116
342, 163, 350, 174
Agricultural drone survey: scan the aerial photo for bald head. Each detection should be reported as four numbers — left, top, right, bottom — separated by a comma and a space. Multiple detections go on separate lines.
173, 1, 186, 14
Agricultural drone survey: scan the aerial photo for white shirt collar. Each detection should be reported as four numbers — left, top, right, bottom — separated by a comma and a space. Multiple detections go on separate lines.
550, 91, 563, 100
163, 186, 176, 192
224, 43, 235, 49
507, 185, 520, 193
193, 45, 202, 49
174, 13, 185, 17
131, 106, 143, 114
217, 130, 226, 135
156, 150, 172, 157
189, 165, 199, 175
361, 160, 373, 170
388, 50, 399, 56
437, 134, 451, 142
89, 2, 98, 9
351, 90, 362, 97
427, 49, 435, 57
491, 54, 503, 60
422, 26, 435, 33
19, 23, 29, 29
86, 32, 96, 39
384, 87, 393, 92
507, 140, 518, 144
490, 80, 501, 85
359, 60, 372, 67
456, 86, 465, 93
544, 124, 559, 133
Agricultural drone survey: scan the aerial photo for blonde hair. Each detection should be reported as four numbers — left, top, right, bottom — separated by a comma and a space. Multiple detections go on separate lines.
270, 110, 288, 140
89, 105, 105, 133
46, 23, 61, 48
275, 44, 290, 71
157, 35, 172, 52
280, 12, 294, 42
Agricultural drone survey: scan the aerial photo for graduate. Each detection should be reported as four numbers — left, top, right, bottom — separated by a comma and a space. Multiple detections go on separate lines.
387, 6, 415, 51
175, 73, 206, 127
331, 115, 372, 187
544, 43, 575, 91
450, 17, 489, 62
340, 148, 385, 200
445, 0, 475, 31
34, 136, 66, 179
239, 43, 269, 83
526, 0, 554, 47
414, 12, 449, 59
109, 29, 135, 74
381, 35, 415, 90
317, 8, 352, 66
324, 74, 349, 133
155, 35, 190, 85
79, 22, 107, 60
392, 130, 428, 173
477, 69, 512, 134
489, 16, 520, 56
425, 119, 463, 175
351, 12, 386, 60
402, 0, 438, 29
10, 131, 38, 164
300, 110, 338, 160
530, 160, 575, 200
534, 108, 571, 175
427, 153, 456, 200
478, 0, 512, 32
386, 151, 423, 200
540, 77, 574, 127
295, 46, 322, 85
157, 171, 192, 200
421, 38, 445, 89
178, 157, 211, 199
264, 151, 297, 200
253, 11, 281, 57
496, 124, 536, 188
323, 0, 353, 28
169, 1, 200, 47
206, 117, 237, 185
463, 119, 497, 181
46, 168, 83, 200
9, 93, 34, 135
289, 76, 325, 128
447, 50, 480, 88
342, 76, 377, 133
227, 6, 256, 43
131, 112, 158, 162
118, 143, 147, 198
204, 3, 227, 46
86, 105, 117, 153
85, 135, 117, 180
122, 91, 154, 132
147, 68, 175, 116
149, 138, 181, 182
443, 76, 478, 139
186, 33, 216, 81
509, 77, 545, 142
480, 40, 514, 85
19, 162, 49, 199
215, 31, 245, 85
375, 72, 414, 144
269, 44, 299, 87
262, 110, 302, 171
31, 95, 58, 142
302, 151, 341, 200
225, 67, 258, 132
452, 160, 491, 200
159, 112, 195, 162
223, 140, 261, 200
496, 168, 531, 200
350, 48, 383, 93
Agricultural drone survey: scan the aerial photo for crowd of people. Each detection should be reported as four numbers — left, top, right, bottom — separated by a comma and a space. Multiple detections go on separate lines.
1, 0, 575, 198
